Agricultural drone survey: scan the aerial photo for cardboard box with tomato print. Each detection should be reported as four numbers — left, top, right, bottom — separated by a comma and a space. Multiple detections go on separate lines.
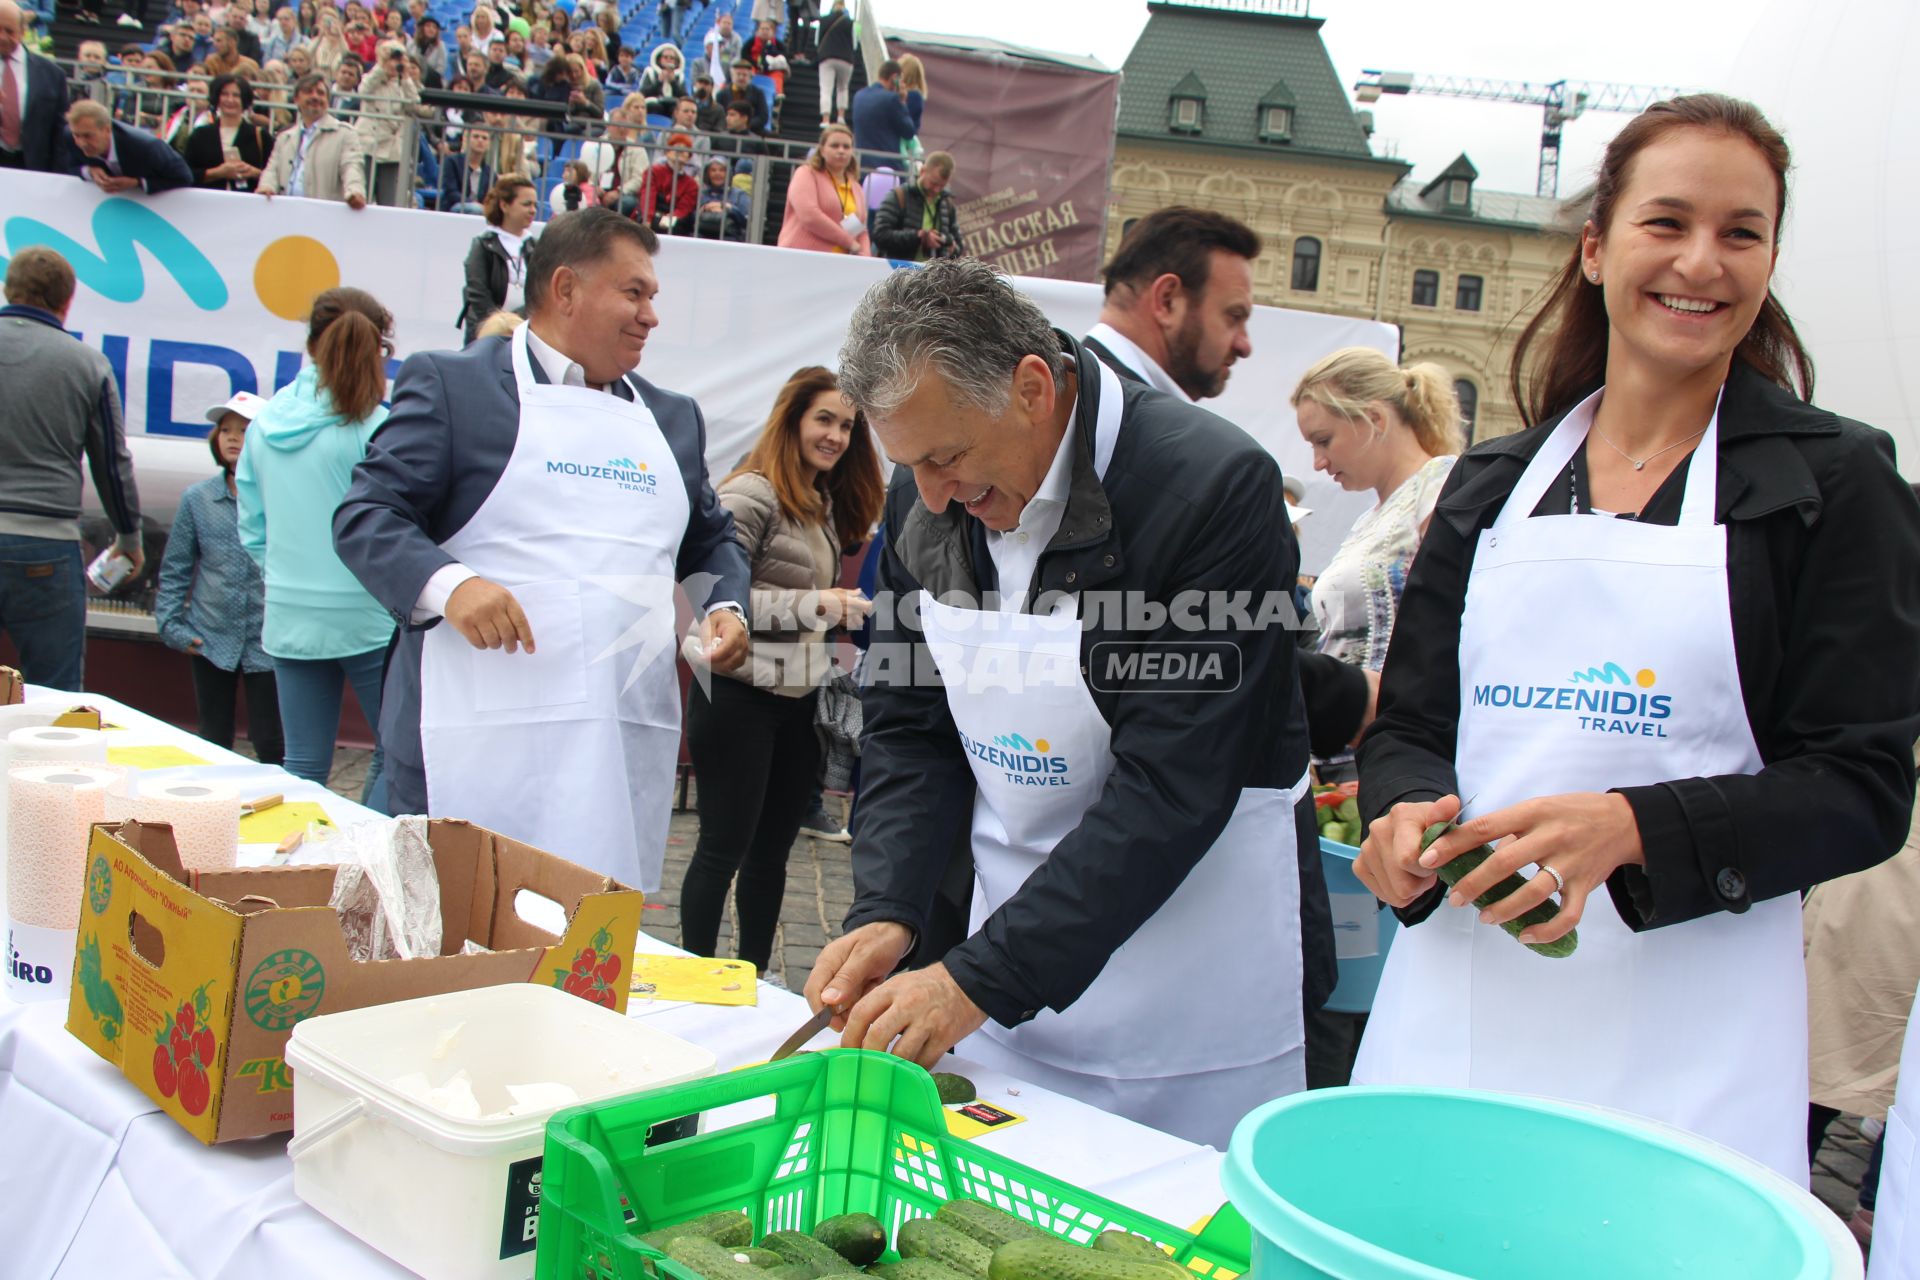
66, 817, 644, 1144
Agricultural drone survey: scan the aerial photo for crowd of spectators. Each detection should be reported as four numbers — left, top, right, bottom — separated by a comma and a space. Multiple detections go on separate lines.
3, 0, 964, 262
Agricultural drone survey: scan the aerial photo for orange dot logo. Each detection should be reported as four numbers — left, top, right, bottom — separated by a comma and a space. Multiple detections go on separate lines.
252, 236, 341, 322
1034, 739, 1050, 753
1636, 668, 1657, 688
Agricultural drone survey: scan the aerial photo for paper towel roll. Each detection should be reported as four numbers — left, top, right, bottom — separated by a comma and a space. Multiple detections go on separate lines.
0, 707, 69, 856
122, 779, 241, 874
5, 726, 108, 767
0, 705, 67, 737
7, 763, 125, 931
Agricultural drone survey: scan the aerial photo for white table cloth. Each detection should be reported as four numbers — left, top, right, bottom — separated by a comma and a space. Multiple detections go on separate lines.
0, 692, 1228, 1280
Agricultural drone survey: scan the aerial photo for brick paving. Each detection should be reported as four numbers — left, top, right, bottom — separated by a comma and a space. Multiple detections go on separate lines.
324, 746, 1874, 1235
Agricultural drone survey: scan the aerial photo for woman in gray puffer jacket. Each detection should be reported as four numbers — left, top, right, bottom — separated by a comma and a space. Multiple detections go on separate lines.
681, 366, 886, 972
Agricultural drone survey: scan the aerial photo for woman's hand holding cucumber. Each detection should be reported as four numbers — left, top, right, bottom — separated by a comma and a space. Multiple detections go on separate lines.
1421, 792, 1644, 947
1355, 793, 1461, 908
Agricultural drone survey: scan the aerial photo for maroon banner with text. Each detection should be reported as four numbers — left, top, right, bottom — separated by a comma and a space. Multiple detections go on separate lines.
891, 42, 1120, 282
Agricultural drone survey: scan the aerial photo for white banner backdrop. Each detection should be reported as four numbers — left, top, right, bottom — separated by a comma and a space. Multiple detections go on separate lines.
0, 172, 1394, 569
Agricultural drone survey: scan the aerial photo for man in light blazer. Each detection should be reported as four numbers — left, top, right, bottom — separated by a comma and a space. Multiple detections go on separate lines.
256, 71, 367, 207
333, 210, 750, 892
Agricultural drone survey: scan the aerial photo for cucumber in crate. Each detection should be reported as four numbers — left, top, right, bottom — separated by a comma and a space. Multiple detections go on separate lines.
534, 1050, 1254, 1280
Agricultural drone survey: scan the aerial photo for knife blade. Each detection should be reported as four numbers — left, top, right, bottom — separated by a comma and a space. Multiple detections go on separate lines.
771, 1006, 833, 1061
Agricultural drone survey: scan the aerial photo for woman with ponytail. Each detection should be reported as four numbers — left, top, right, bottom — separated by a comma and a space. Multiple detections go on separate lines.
1348, 94, 1920, 1183
236, 288, 398, 812
1292, 349, 1462, 676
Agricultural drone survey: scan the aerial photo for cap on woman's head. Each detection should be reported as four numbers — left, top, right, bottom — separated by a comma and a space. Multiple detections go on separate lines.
205, 390, 268, 425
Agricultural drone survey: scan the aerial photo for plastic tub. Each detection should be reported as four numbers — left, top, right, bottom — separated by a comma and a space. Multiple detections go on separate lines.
1223, 1087, 1852, 1280
1319, 837, 1398, 1013
286, 983, 717, 1280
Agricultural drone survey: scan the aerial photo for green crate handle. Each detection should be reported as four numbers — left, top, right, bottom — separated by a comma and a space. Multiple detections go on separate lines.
537, 1050, 1251, 1280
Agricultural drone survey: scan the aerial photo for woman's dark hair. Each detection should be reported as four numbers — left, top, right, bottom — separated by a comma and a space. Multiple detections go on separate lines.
541, 52, 572, 86
306, 287, 394, 424
725, 366, 885, 554
1510, 92, 1815, 427
206, 72, 252, 113
205, 419, 242, 471
483, 173, 536, 225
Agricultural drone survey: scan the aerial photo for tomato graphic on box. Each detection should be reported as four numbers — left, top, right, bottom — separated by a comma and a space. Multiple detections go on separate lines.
154, 981, 220, 1116
551, 921, 622, 1009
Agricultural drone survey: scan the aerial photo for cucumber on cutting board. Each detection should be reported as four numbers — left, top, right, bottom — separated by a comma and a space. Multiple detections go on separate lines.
641, 1211, 756, 1251
763, 1230, 858, 1274
1421, 821, 1578, 958
934, 1200, 1050, 1251
814, 1213, 889, 1266
898, 1218, 992, 1279
987, 1239, 1183, 1280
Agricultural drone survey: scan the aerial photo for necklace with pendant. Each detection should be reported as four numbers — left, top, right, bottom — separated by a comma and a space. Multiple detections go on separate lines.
1591, 424, 1707, 471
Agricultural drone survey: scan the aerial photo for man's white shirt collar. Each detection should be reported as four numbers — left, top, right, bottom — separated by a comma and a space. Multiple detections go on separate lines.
525, 323, 606, 391
1087, 321, 1194, 405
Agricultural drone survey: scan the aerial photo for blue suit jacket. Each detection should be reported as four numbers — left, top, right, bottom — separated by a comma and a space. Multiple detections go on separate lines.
332, 335, 751, 774
63, 120, 194, 193
21, 50, 69, 172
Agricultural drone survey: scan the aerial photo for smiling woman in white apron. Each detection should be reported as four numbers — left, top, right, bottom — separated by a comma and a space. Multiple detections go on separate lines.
1350, 93, 1920, 1186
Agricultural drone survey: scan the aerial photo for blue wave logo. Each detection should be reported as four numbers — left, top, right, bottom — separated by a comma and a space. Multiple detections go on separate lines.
3, 199, 227, 310
1569, 662, 1635, 685
992, 733, 1034, 751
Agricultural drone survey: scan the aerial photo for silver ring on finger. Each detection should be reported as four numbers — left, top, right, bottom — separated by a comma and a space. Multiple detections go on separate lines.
1542, 863, 1566, 896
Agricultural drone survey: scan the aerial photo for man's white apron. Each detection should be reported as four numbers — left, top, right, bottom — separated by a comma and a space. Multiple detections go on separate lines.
1352, 387, 1808, 1184
919, 586, 1307, 1151
419, 324, 691, 891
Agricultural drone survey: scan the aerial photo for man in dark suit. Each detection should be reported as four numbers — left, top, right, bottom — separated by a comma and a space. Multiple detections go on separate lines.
61, 98, 192, 193
0, 0, 70, 172
334, 210, 751, 893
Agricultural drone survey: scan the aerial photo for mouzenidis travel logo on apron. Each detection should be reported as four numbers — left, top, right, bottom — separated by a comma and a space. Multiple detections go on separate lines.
958, 730, 1074, 787
1471, 661, 1675, 738
545, 455, 661, 495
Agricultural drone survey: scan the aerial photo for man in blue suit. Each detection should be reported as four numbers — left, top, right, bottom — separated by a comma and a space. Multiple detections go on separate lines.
62, 99, 192, 193
0, 0, 70, 172
335, 210, 751, 892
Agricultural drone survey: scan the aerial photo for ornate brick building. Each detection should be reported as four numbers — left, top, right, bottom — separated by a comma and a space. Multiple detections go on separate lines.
1106, 0, 1577, 440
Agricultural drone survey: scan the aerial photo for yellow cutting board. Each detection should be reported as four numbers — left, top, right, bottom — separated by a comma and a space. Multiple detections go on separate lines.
106, 745, 210, 770
630, 956, 760, 1006
237, 801, 334, 845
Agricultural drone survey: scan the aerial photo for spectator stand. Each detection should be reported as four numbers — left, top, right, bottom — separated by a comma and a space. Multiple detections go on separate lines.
39, 38, 915, 248
44, 56, 429, 207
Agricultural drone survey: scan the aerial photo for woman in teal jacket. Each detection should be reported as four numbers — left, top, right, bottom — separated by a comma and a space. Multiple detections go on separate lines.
236, 287, 397, 811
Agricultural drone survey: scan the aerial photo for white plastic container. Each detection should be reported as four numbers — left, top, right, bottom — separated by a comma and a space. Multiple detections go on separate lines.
285, 983, 716, 1280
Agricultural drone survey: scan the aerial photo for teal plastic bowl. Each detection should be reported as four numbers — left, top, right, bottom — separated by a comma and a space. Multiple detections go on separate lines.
1319, 837, 1398, 1014
1223, 1087, 1831, 1280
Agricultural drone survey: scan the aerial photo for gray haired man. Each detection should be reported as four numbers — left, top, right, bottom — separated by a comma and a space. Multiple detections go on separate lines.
801, 258, 1318, 1149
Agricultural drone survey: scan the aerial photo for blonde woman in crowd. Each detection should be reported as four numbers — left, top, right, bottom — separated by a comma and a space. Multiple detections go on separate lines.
309, 8, 349, 74
1292, 349, 1463, 677
777, 123, 869, 255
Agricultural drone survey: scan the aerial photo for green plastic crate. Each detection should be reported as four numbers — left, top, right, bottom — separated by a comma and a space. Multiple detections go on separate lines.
536, 1049, 1253, 1280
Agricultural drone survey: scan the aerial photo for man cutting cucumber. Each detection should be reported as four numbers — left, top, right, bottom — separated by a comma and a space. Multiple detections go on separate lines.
801, 259, 1318, 1149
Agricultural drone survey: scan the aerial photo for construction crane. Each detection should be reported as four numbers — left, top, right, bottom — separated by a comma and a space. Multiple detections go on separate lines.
1352, 71, 1686, 197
